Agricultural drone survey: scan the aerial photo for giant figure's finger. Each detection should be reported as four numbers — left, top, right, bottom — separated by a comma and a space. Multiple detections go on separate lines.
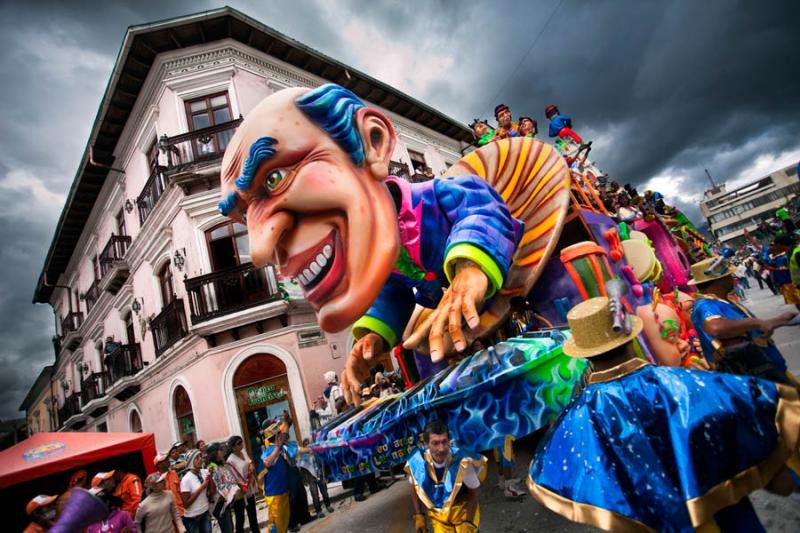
448, 293, 466, 352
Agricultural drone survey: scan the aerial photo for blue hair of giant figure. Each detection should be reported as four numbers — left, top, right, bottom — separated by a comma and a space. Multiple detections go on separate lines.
296, 84, 366, 166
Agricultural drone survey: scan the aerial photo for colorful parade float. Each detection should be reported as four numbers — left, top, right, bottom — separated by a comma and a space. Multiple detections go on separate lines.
216, 83, 712, 482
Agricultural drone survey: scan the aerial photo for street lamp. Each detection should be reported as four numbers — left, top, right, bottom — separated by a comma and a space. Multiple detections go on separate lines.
131, 298, 141, 315
124, 199, 134, 213
173, 249, 185, 271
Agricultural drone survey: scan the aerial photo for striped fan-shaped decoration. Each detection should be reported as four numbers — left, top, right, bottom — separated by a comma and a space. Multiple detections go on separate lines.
442, 137, 571, 337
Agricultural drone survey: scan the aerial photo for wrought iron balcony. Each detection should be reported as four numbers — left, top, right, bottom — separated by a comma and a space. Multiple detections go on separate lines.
184, 263, 280, 324
84, 279, 101, 315
99, 235, 132, 294
152, 298, 188, 357
136, 168, 168, 226
160, 118, 242, 171
61, 311, 84, 351
58, 393, 81, 427
104, 343, 144, 387
80, 372, 106, 407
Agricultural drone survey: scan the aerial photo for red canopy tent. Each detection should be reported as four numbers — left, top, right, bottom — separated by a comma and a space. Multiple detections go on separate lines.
0, 432, 156, 489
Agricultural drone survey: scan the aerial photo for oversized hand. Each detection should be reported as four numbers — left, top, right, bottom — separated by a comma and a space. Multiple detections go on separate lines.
405, 261, 488, 362
342, 333, 386, 406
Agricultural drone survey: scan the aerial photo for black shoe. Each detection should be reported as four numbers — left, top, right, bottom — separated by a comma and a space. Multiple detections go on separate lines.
316, 511, 325, 519
354, 494, 367, 502
289, 527, 300, 532
326, 506, 334, 514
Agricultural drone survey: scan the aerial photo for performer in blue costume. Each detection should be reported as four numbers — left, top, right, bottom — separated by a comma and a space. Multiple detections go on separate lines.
259, 421, 311, 533
406, 419, 487, 533
689, 256, 800, 387
528, 296, 800, 532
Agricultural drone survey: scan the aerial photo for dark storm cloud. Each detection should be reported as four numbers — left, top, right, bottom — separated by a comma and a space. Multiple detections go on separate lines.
0, 0, 797, 418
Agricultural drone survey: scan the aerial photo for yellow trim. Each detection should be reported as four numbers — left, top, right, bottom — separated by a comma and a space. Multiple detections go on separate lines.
588, 358, 650, 385
685, 383, 800, 526
513, 157, 563, 216
517, 247, 547, 267
444, 244, 504, 298
461, 151, 485, 179
526, 475, 656, 532
352, 315, 397, 347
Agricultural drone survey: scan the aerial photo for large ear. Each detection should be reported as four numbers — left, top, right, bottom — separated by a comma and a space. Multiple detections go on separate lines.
356, 107, 396, 180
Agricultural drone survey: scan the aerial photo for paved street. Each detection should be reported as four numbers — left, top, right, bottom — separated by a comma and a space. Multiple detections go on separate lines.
255, 284, 800, 532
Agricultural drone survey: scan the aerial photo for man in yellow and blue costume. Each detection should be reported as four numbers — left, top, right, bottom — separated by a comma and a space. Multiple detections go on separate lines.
260, 420, 311, 533
527, 296, 800, 532
406, 419, 486, 533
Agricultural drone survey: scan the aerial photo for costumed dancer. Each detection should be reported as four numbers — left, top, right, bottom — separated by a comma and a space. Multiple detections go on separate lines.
493, 104, 519, 139
406, 419, 486, 533
260, 420, 312, 533
469, 119, 496, 146
544, 104, 583, 145
689, 256, 800, 387
527, 296, 800, 532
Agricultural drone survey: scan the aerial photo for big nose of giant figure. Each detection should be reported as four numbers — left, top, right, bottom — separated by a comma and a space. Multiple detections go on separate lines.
248, 210, 295, 268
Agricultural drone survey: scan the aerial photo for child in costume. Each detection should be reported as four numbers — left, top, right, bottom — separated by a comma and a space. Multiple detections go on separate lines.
493, 104, 519, 139
544, 104, 583, 144
469, 119, 496, 147
406, 419, 486, 533
528, 296, 800, 532
690, 256, 799, 386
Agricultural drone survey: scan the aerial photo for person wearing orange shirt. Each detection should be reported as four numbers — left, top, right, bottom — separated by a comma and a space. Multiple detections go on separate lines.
112, 468, 143, 519
155, 453, 185, 517
24, 494, 58, 533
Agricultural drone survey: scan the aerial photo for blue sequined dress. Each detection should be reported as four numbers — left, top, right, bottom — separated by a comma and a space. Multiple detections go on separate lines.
527, 359, 800, 532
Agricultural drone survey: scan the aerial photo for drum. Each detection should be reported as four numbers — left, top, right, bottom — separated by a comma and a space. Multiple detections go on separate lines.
622, 239, 661, 283
559, 241, 616, 300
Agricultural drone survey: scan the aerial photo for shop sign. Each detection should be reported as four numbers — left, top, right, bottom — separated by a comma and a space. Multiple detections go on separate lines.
247, 384, 286, 406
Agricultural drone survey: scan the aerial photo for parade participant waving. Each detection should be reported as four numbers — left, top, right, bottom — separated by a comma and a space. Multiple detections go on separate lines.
544, 104, 583, 144
689, 256, 799, 386
406, 419, 486, 533
527, 297, 800, 532
260, 421, 312, 533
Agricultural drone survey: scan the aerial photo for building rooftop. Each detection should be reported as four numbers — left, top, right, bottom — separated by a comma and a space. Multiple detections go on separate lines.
33, 6, 473, 304
18, 365, 53, 412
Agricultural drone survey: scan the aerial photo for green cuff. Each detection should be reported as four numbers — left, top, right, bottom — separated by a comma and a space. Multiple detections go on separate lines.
444, 243, 504, 299
352, 315, 398, 348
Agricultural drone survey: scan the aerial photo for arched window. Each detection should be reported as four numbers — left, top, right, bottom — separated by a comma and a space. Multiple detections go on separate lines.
130, 410, 143, 433
173, 385, 196, 446
158, 263, 175, 306
206, 221, 250, 271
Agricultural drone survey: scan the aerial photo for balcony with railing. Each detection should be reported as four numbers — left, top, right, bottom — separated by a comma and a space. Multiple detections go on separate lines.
61, 311, 84, 351
161, 117, 242, 171
80, 372, 107, 415
58, 393, 82, 428
152, 299, 188, 357
84, 279, 101, 316
185, 263, 280, 325
99, 235, 132, 294
136, 168, 168, 226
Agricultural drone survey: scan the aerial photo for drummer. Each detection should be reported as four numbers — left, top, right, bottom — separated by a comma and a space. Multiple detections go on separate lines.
406, 419, 486, 533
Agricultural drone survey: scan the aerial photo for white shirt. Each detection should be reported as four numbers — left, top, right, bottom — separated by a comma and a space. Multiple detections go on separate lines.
325, 384, 343, 415
226, 451, 256, 496
408, 456, 480, 490
180, 470, 209, 517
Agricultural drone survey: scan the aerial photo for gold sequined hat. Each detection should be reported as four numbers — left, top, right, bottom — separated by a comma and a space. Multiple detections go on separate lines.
687, 256, 732, 285
562, 297, 643, 358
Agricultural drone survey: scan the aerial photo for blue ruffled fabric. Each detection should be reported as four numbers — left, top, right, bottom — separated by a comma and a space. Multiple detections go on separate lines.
529, 364, 783, 532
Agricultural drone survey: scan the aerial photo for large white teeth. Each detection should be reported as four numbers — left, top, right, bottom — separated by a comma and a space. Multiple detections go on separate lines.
303, 268, 313, 281
309, 261, 321, 275
323, 244, 333, 259
298, 273, 307, 285
298, 242, 335, 288
316, 253, 327, 267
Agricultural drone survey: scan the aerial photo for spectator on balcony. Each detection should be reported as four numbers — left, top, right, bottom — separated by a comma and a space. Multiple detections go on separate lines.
103, 335, 122, 382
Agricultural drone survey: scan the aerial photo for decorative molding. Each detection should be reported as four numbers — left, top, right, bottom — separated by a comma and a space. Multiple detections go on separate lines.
189, 300, 289, 337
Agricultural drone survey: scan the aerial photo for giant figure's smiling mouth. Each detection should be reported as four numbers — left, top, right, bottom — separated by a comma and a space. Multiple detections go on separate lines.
283, 230, 345, 306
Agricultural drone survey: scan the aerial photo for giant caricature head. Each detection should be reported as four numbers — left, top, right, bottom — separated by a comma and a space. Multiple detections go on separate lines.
636, 302, 689, 367
219, 85, 399, 332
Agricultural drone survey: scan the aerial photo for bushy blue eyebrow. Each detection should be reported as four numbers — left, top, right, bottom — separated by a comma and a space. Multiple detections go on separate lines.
218, 191, 239, 216
234, 136, 279, 191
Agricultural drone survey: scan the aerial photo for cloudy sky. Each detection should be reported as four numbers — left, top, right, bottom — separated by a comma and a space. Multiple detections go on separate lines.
1, 0, 798, 420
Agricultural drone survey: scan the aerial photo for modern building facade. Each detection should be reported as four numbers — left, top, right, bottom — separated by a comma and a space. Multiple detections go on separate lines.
700, 164, 799, 247
18, 365, 56, 436
30, 7, 472, 460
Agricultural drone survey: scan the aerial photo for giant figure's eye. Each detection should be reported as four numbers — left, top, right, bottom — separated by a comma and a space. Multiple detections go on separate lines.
265, 169, 288, 192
